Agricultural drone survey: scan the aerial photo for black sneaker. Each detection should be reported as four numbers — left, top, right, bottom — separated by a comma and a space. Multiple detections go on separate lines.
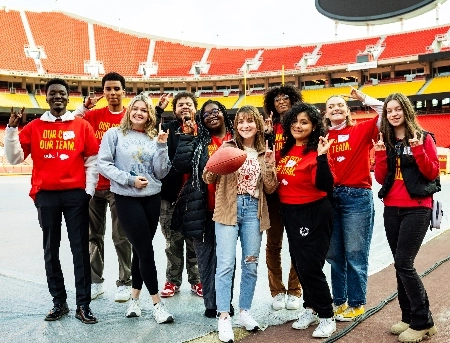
75, 305, 98, 324
45, 302, 69, 321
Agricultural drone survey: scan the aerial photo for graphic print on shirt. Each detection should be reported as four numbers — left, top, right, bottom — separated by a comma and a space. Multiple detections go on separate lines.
130, 145, 154, 175
332, 134, 351, 164
274, 132, 284, 152
237, 157, 260, 195
277, 155, 302, 187
95, 121, 120, 140
40, 129, 76, 160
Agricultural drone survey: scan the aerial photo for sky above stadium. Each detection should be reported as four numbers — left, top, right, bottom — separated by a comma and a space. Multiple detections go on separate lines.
2, 0, 450, 47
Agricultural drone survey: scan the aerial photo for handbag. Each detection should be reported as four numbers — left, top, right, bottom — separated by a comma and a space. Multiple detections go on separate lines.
430, 199, 443, 230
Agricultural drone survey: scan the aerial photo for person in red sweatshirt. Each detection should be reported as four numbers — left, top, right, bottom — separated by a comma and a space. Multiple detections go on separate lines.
276, 102, 336, 338
4, 78, 99, 324
373, 93, 439, 343
262, 85, 303, 311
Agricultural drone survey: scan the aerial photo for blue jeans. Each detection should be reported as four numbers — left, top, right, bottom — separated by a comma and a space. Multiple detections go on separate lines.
215, 194, 262, 313
326, 187, 374, 307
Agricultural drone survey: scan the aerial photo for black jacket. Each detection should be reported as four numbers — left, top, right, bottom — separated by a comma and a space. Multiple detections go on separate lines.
170, 134, 209, 239
156, 107, 184, 203
378, 131, 441, 199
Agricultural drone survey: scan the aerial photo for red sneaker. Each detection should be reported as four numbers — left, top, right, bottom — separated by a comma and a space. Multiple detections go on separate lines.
191, 282, 203, 297
160, 282, 179, 298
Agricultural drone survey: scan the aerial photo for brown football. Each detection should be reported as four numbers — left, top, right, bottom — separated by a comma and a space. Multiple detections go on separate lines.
205, 147, 247, 175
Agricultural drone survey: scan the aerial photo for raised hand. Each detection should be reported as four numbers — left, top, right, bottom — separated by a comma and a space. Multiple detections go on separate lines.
264, 139, 275, 164
317, 134, 335, 156
340, 86, 366, 102
409, 130, 423, 147
372, 132, 386, 151
182, 110, 197, 135
84, 95, 104, 109
264, 112, 273, 134
158, 93, 171, 110
157, 123, 169, 143
8, 107, 25, 128
134, 176, 149, 189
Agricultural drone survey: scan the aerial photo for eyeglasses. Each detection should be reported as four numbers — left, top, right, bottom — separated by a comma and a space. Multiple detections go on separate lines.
274, 94, 289, 103
203, 108, 221, 119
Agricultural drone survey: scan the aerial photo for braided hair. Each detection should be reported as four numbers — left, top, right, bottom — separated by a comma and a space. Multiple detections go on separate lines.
191, 99, 234, 190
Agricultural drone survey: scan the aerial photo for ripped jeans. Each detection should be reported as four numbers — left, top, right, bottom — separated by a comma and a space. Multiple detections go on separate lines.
215, 194, 262, 313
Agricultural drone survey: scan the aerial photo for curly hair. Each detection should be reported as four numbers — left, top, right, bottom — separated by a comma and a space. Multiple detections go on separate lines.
280, 102, 326, 157
263, 84, 303, 123
172, 91, 198, 113
119, 94, 157, 139
45, 78, 70, 95
380, 93, 424, 151
191, 99, 234, 189
324, 95, 354, 127
234, 105, 265, 152
102, 72, 126, 89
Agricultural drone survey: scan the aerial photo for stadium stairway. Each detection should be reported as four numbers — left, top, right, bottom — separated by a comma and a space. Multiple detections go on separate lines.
29, 93, 39, 108
417, 78, 433, 94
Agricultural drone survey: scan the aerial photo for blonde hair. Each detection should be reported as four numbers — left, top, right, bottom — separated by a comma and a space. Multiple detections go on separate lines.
120, 94, 157, 138
324, 95, 355, 127
234, 105, 265, 152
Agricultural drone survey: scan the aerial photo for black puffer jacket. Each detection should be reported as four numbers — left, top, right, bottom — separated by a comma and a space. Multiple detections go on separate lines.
170, 134, 209, 239
156, 107, 184, 204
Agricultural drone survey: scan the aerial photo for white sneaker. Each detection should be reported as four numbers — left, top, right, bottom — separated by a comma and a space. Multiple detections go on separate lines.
126, 298, 141, 318
91, 283, 104, 300
239, 310, 260, 331
312, 317, 336, 338
218, 315, 234, 343
272, 293, 286, 311
292, 308, 320, 330
115, 285, 131, 302
152, 302, 174, 324
286, 295, 301, 310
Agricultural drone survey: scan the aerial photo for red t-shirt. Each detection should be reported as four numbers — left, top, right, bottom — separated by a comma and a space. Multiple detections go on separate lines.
327, 116, 378, 188
206, 133, 232, 211
83, 107, 125, 190
19, 118, 99, 200
273, 123, 284, 154
276, 145, 332, 204
374, 134, 439, 208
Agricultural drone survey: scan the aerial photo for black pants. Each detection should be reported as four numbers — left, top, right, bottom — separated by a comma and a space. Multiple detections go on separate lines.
114, 194, 160, 295
35, 189, 91, 306
384, 206, 434, 330
281, 197, 334, 318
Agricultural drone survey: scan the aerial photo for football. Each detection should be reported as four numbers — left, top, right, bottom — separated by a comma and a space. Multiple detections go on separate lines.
205, 147, 247, 175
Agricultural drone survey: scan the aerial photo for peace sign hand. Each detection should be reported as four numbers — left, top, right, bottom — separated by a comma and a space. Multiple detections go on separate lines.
372, 132, 386, 151
8, 107, 25, 128
264, 112, 273, 134
157, 123, 169, 143
317, 134, 335, 156
158, 93, 171, 110
84, 95, 104, 109
409, 130, 423, 147
264, 140, 275, 164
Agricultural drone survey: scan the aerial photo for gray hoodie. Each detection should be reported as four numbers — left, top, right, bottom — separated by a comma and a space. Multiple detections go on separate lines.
98, 127, 171, 197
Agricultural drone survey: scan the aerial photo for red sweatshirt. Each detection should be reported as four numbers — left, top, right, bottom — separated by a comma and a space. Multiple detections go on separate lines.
374, 134, 439, 208
19, 118, 99, 200
328, 116, 378, 188
276, 145, 335, 204
83, 107, 125, 190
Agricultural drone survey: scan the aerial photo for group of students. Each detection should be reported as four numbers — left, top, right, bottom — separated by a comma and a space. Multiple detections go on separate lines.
4, 72, 439, 343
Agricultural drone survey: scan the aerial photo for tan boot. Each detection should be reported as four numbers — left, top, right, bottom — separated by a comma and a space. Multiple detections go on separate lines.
398, 326, 437, 342
391, 321, 409, 335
